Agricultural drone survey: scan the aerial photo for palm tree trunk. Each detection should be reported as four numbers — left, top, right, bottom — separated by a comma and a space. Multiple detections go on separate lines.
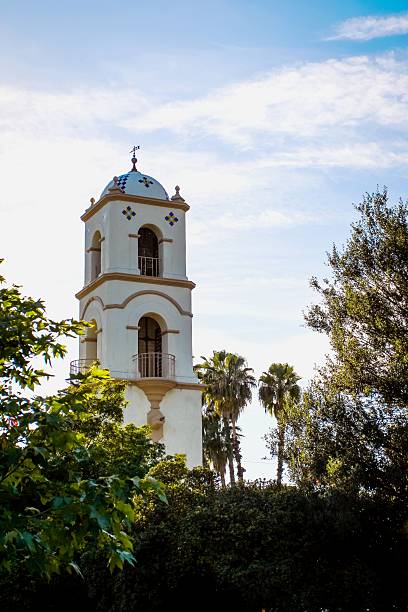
231, 418, 244, 482
223, 416, 235, 485
219, 469, 226, 488
276, 419, 285, 486
202, 451, 209, 469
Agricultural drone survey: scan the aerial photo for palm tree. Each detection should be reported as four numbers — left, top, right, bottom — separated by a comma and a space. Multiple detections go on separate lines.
259, 363, 301, 486
195, 350, 256, 484
202, 408, 229, 487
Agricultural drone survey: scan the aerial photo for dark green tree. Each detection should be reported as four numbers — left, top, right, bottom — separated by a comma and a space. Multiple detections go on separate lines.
82, 461, 408, 612
2, 459, 408, 611
306, 188, 408, 405
287, 190, 408, 498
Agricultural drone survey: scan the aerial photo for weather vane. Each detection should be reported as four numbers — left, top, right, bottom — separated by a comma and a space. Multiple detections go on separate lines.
130, 145, 140, 171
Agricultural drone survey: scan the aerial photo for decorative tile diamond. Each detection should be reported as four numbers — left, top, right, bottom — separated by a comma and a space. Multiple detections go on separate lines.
165, 211, 179, 227
122, 205, 136, 221
117, 173, 129, 192
139, 176, 154, 188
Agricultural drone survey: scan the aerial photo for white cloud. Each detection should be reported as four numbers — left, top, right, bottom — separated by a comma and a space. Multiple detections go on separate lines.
194, 208, 309, 232
2, 53, 408, 179
254, 143, 408, 169
328, 12, 408, 41
124, 55, 408, 145
0, 86, 149, 137
188, 207, 315, 247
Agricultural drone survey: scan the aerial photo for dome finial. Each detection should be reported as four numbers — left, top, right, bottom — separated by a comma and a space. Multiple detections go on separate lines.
109, 176, 123, 193
130, 145, 140, 172
171, 185, 185, 202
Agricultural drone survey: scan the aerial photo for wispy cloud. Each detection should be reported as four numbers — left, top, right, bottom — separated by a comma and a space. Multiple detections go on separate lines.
124, 55, 408, 146
327, 12, 408, 41
3, 53, 408, 176
254, 143, 408, 169
0, 86, 150, 142
188, 208, 314, 246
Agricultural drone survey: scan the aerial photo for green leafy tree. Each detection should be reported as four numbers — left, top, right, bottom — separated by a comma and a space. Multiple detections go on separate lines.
288, 190, 408, 498
195, 350, 256, 483
0, 266, 165, 578
259, 363, 301, 485
306, 188, 408, 406
284, 382, 408, 498
63, 374, 165, 480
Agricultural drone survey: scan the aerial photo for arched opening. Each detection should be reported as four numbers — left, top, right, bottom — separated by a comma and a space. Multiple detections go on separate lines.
138, 316, 162, 377
85, 319, 98, 363
136, 315, 176, 378
138, 227, 159, 277
70, 319, 100, 376
90, 231, 102, 281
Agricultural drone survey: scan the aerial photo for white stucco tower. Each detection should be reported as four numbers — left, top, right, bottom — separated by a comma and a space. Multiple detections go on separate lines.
73, 151, 202, 467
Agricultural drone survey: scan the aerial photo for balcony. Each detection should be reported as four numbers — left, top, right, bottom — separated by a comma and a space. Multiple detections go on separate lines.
138, 256, 160, 277
70, 359, 98, 376
133, 352, 175, 379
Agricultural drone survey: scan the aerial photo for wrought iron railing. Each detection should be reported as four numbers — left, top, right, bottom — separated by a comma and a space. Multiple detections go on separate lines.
133, 353, 175, 379
70, 359, 98, 376
138, 256, 160, 277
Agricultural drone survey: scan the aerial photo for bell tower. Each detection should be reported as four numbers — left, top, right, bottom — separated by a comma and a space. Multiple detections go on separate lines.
72, 150, 202, 467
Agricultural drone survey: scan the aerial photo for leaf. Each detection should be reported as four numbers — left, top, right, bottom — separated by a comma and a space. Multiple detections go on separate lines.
114, 500, 135, 521
108, 554, 123, 573
3, 530, 18, 544
68, 561, 84, 578
20, 531, 36, 553
32, 446, 48, 461
118, 550, 135, 565
130, 476, 141, 488
24, 507, 41, 515
51, 496, 73, 509
89, 505, 111, 530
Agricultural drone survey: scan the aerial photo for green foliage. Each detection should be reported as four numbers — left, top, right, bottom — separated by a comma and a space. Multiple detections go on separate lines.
0, 265, 83, 390
86, 421, 165, 480
195, 350, 256, 420
287, 190, 408, 498
284, 381, 408, 499
0, 266, 165, 578
306, 189, 408, 405
82, 465, 408, 612
2, 459, 407, 611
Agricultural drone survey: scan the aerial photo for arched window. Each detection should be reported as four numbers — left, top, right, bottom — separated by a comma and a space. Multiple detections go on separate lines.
90, 231, 102, 281
138, 227, 159, 277
138, 316, 162, 377
85, 319, 98, 363
138, 316, 162, 354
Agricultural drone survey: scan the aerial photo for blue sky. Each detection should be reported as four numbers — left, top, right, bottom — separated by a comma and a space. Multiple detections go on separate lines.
1, 0, 408, 479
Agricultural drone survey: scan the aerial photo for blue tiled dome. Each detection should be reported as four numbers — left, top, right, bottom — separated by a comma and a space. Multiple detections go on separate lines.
101, 170, 169, 201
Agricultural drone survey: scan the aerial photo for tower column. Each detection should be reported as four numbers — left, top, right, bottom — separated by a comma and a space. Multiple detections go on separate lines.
136, 379, 176, 442
129, 233, 140, 274
160, 238, 173, 277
